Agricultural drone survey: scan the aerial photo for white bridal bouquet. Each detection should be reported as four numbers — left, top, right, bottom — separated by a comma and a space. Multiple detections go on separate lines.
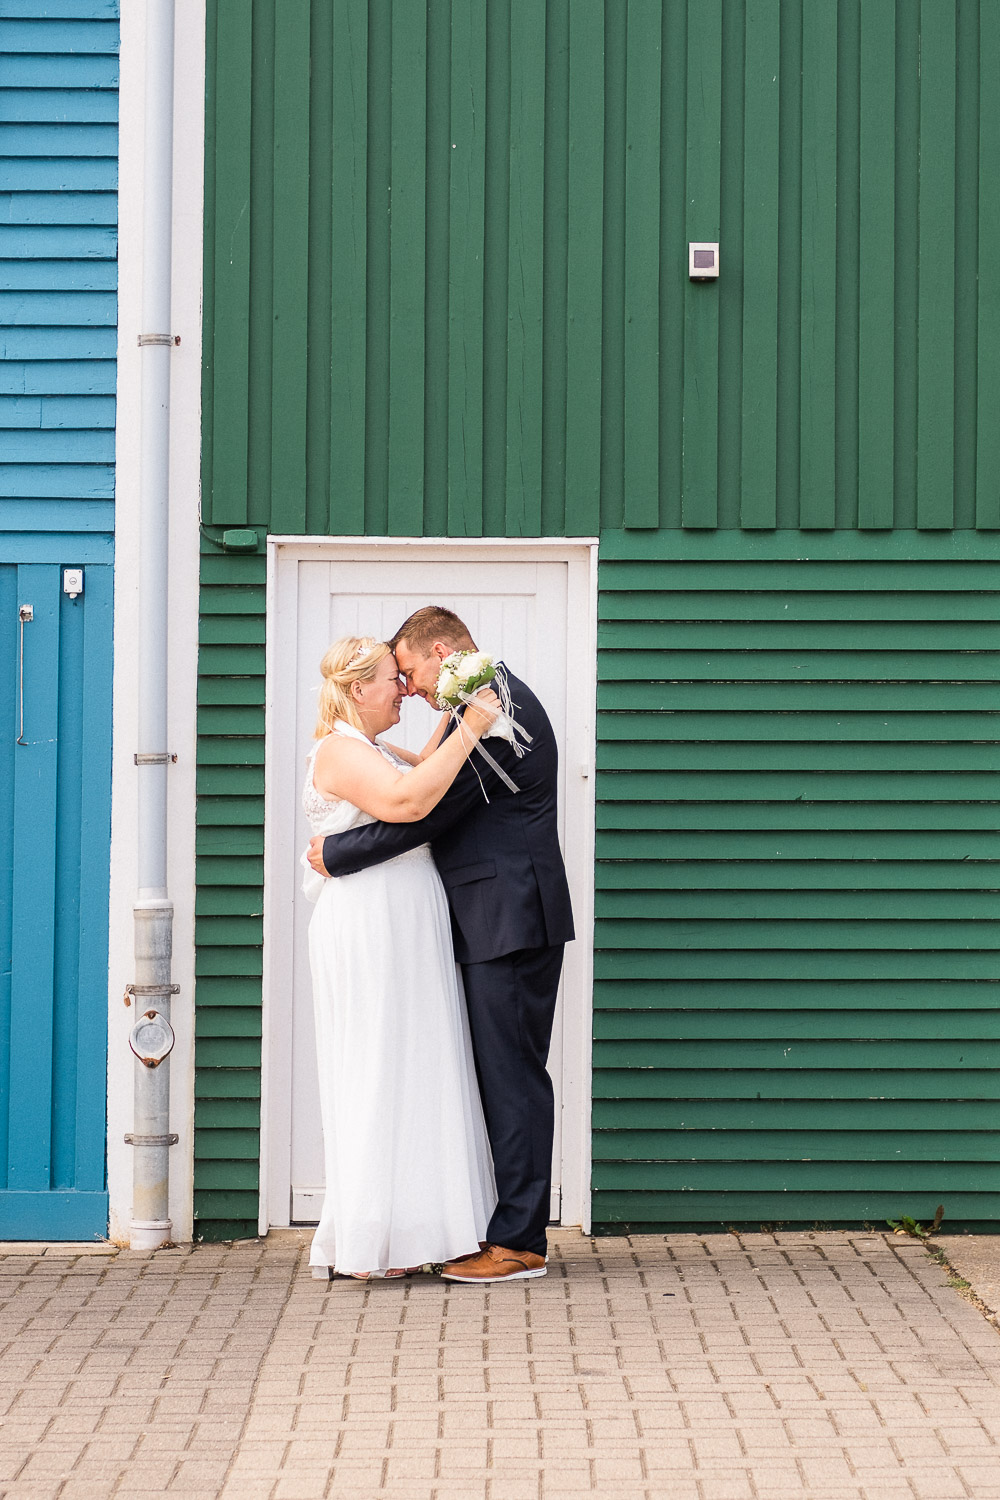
435, 650, 498, 709
434, 650, 532, 796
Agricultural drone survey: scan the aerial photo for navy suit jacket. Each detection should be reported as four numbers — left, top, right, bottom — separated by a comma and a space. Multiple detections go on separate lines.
322, 670, 575, 964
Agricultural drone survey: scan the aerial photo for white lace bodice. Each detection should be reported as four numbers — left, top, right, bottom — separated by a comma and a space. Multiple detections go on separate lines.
302, 722, 413, 835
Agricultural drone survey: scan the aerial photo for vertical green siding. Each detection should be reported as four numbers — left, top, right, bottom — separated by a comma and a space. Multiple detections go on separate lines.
680, 0, 721, 529
976, 5, 1000, 530
857, 0, 895, 529
595, 531, 1000, 1230
202, 0, 1000, 537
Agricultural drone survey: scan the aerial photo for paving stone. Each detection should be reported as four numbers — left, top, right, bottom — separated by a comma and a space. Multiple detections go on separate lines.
2, 1230, 1000, 1498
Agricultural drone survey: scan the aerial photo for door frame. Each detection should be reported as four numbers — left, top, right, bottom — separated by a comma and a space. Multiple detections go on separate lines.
260, 536, 598, 1235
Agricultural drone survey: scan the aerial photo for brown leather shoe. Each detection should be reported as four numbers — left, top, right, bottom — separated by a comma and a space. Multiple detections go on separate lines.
443, 1242, 488, 1266
441, 1243, 547, 1283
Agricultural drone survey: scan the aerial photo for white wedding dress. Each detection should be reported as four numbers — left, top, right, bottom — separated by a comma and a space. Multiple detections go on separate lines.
302, 722, 496, 1276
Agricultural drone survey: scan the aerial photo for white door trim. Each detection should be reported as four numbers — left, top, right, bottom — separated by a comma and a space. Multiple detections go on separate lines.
261, 537, 598, 1235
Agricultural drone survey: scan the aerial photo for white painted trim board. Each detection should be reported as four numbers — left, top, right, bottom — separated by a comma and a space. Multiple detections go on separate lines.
261, 537, 597, 1238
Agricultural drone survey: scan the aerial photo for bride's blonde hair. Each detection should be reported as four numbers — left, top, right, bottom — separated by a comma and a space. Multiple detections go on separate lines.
314, 636, 392, 737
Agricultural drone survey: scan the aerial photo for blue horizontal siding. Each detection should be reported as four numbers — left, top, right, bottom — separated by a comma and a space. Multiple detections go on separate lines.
0, 123, 117, 154
0, 327, 115, 357
0, 2, 118, 17
0, 462, 114, 498
0, 4, 119, 527
0, 359, 115, 394
0, 228, 117, 259
0, 190, 117, 222
0, 290, 116, 324
0, 87, 117, 122
0, 501, 114, 534
0, 53, 118, 88
0, 394, 114, 426
0, 158, 117, 190
2, 258, 117, 290
2, 430, 114, 460
0, 20, 119, 52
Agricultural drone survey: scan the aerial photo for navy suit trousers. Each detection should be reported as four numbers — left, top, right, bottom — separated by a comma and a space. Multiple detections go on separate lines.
460, 943, 565, 1257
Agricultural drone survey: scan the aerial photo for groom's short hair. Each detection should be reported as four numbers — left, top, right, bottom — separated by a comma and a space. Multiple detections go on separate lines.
389, 606, 476, 654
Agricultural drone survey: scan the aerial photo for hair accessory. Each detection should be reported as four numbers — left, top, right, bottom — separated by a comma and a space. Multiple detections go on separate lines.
347, 638, 380, 670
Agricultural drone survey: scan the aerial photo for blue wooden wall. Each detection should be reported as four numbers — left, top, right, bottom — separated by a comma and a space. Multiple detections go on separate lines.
0, 2, 118, 1238
0, 0, 118, 534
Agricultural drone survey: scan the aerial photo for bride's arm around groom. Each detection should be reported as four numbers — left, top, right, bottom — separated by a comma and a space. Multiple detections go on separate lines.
311, 664, 573, 965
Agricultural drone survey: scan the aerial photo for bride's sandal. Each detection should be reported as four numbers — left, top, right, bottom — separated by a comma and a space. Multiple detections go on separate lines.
324, 1267, 419, 1282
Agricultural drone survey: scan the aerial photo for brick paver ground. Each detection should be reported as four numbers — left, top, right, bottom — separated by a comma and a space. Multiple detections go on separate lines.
2, 1228, 1000, 1499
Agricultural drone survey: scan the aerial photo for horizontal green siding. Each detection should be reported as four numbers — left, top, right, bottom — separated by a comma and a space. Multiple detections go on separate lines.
196, 528, 1000, 1239
593, 531, 1000, 1232
193, 547, 266, 1240
203, 0, 1000, 535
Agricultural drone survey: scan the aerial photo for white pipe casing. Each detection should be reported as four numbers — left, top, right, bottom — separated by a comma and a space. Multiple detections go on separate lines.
131, 0, 177, 1249
129, 906, 175, 1249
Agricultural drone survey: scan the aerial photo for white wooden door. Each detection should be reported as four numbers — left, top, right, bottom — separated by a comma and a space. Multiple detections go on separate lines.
264, 548, 593, 1232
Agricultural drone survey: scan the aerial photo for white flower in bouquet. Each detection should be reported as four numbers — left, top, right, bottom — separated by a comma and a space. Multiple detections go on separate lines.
434, 650, 496, 708
460, 651, 489, 679
436, 667, 462, 702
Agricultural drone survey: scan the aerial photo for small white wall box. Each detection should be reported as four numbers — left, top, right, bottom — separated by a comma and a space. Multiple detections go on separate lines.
689, 242, 720, 280
63, 569, 84, 599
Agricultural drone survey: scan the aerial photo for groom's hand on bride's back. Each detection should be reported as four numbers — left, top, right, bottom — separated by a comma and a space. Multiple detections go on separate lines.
307, 835, 331, 877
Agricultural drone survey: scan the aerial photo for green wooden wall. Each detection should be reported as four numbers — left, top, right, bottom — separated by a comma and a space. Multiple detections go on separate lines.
202, 0, 1000, 538
196, 0, 1000, 1240
595, 530, 1000, 1230
195, 551, 265, 1237
194, 527, 1000, 1238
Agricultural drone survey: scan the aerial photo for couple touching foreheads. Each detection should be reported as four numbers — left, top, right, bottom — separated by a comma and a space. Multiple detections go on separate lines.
302, 605, 574, 1284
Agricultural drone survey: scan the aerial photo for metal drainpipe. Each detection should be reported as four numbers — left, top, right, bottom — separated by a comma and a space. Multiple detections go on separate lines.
128, 0, 178, 1252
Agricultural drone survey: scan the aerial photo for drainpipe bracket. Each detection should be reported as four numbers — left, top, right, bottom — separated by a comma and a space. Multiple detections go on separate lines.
137, 333, 180, 346
125, 1133, 179, 1147
134, 752, 177, 765
124, 983, 179, 1008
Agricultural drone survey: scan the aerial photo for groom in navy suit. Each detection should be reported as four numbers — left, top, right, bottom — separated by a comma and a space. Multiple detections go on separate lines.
307, 605, 574, 1282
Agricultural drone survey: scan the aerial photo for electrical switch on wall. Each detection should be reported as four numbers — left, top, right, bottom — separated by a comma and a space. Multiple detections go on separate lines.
689, 242, 720, 280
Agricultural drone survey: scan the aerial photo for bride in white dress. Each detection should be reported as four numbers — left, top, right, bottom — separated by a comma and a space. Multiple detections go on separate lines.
302, 635, 498, 1279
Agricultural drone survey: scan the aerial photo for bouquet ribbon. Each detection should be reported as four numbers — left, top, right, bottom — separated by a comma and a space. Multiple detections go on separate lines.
491, 665, 534, 755
451, 678, 533, 800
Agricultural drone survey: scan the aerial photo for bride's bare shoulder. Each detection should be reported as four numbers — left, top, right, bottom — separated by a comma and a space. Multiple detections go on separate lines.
314, 726, 395, 799
315, 730, 368, 766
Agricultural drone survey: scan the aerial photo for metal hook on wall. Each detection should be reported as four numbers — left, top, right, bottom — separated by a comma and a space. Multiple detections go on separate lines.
16, 604, 33, 746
